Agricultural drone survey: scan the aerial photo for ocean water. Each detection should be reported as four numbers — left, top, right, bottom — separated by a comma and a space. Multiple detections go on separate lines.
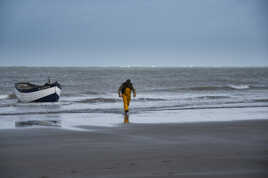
0, 67, 268, 130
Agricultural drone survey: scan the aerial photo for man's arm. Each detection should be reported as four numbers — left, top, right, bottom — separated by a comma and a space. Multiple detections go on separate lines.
133, 88, 136, 97
118, 85, 123, 97
131, 84, 136, 97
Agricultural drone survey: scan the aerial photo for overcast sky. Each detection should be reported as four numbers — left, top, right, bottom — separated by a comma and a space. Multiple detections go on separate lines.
0, 0, 267, 67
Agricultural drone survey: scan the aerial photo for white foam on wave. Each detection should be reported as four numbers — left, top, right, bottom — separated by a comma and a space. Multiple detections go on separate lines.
0, 95, 9, 100
228, 84, 250, 90
14, 102, 62, 107
0, 94, 16, 100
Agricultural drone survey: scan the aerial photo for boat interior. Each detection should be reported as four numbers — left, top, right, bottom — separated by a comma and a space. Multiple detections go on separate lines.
15, 83, 40, 90
15, 81, 61, 93
15, 82, 53, 93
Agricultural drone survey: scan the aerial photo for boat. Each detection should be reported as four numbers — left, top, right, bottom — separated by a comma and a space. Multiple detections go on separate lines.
14, 81, 62, 103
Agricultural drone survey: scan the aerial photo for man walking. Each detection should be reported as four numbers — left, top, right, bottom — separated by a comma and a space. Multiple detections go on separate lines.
118, 79, 136, 116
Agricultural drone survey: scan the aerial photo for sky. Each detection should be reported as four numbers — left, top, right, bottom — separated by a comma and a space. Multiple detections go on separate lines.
0, 0, 267, 67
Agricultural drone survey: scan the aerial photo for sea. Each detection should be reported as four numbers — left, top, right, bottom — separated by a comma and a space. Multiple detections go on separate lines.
0, 67, 268, 130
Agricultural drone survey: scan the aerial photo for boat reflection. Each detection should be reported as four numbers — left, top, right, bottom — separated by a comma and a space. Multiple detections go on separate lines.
15, 120, 61, 128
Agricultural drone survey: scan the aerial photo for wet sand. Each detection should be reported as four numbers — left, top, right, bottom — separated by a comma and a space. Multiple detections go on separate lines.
1, 120, 268, 178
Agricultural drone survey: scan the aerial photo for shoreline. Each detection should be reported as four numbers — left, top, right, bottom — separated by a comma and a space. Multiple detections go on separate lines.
1, 119, 268, 178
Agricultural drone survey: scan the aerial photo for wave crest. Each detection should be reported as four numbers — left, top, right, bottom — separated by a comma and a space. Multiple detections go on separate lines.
78, 98, 120, 103
77, 97, 166, 103
195, 95, 231, 100
228, 84, 250, 90
0, 94, 16, 100
136, 98, 166, 101
150, 84, 253, 92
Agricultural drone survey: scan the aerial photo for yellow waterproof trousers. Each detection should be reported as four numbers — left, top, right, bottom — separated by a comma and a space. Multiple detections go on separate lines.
122, 88, 131, 112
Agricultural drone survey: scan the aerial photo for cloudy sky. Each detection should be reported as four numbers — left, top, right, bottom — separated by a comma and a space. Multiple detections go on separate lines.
0, 0, 267, 66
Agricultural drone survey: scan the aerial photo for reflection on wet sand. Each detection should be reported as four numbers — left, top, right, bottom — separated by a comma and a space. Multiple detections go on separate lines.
15, 120, 61, 128
124, 114, 129, 124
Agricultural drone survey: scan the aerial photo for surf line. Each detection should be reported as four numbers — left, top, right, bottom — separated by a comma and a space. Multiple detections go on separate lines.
1, 105, 268, 116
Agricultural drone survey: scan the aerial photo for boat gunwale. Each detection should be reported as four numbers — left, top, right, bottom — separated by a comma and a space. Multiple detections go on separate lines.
15, 82, 61, 93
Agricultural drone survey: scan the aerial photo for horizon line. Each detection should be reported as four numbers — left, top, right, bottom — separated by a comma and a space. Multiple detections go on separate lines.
0, 65, 268, 68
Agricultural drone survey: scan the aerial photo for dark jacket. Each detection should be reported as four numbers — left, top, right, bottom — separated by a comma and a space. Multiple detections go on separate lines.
118, 81, 136, 95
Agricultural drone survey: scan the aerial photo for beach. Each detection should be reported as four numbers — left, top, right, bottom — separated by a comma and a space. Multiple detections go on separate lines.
1, 0, 268, 175
1, 119, 268, 178
1, 67, 268, 177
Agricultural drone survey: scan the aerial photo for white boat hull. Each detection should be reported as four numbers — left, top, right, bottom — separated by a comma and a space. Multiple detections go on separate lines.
15, 86, 61, 103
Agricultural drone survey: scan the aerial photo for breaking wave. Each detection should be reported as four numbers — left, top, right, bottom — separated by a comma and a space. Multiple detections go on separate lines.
149, 84, 256, 93
195, 96, 231, 100
1, 104, 268, 116
0, 95, 8, 100
76, 97, 166, 103
135, 98, 166, 101
0, 94, 16, 100
184, 84, 252, 91
228, 84, 250, 90
78, 98, 120, 103
254, 99, 268, 103
61, 91, 101, 97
